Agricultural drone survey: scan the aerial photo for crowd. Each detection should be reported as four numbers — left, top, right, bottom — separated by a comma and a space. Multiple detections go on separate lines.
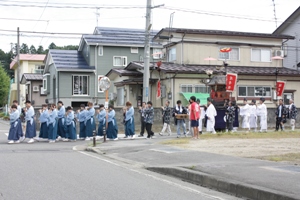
6, 96, 298, 144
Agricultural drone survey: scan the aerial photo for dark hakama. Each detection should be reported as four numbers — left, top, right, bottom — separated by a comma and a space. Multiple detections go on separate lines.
26, 119, 36, 138
39, 122, 48, 139
8, 119, 22, 141
48, 120, 58, 140
85, 118, 95, 137
125, 117, 135, 136
66, 121, 77, 140
57, 118, 66, 138
97, 121, 104, 136
79, 122, 86, 138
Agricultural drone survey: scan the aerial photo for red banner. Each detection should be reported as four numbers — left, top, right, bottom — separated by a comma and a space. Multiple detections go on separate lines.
276, 81, 285, 97
156, 80, 161, 99
226, 73, 238, 92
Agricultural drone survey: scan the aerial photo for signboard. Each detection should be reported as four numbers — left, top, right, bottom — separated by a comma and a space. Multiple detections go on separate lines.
276, 81, 286, 97
226, 73, 238, 92
156, 80, 161, 99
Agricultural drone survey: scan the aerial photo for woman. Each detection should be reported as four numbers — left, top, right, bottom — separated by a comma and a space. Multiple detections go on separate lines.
96, 104, 106, 139
38, 104, 49, 140
8, 104, 23, 144
24, 100, 36, 144
64, 106, 76, 142
48, 104, 58, 143
77, 104, 86, 140
106, 105, 118, 141
124, 101, 135, 139
85, 102, 95, 140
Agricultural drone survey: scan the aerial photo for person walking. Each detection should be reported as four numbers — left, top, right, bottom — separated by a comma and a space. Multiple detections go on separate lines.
12, 100, 25, 141
275, 99, 287, 131
124, 101, 135, 139
56, 101, 66, 141
189, 96, 200, 139
96, 104, 106, 140
288, 99, 297, 131
106, 105, 118, 141
249, 100, 258, 132
138, 102, 146, 137
64, 106, 76, 142
144, 101, 155, 139
24, 101, 36, 144
48, 104, 58, 143
159, 100, 172, 136
77, 104, 86, 140
206, 98, 217, 134
224, 101, 235, 132
173, 100, 187, 137
37, 104, 49, 140
7, 104, 23, 144
239, 98, 250, 133
85, 102, 96, 141
257, 98, 268, 132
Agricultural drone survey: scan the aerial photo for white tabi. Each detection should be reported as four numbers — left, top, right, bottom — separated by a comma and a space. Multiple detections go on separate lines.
239, 104, 250, 129
206, 104, 217, 132
257, 103, 267, 131
249, 105, 257, 129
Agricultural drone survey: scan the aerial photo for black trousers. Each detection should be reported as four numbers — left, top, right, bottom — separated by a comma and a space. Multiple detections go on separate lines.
145, 123, 154, 138
140, 117, 145, 135
276, 117, 283, 131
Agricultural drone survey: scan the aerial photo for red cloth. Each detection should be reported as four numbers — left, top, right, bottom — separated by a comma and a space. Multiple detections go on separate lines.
190, 102, 200, 120
276, 81, 285, 97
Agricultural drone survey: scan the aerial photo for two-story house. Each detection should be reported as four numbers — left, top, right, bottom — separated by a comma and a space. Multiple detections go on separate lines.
10, 54, 46, 107
43, 27, 162, 107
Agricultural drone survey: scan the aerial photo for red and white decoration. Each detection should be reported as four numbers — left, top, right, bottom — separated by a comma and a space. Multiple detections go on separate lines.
156, 80, 161, 99
276, 81, 286, 97
226, 73, 238, 92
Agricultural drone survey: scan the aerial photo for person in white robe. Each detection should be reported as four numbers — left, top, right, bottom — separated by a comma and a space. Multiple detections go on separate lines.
239, 98, 250, 132
206, 98, 217, 134
196, 99, 204, 134
249, 99, 258, 132
257, 98, 268, 132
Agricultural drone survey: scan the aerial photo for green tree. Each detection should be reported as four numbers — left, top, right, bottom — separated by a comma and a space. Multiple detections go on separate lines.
37, 45, 45, 54
29, 45, 37, 54
0, 49, 14, 77
0, 65, 10, 107
48, 42, 57, 49
20, 43, 29, 54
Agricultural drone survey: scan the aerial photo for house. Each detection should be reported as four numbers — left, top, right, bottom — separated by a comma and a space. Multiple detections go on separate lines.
9, 54, 46, 107
43, 27, 163, 107
273, 6, 300, 70
107, 28, 299, 108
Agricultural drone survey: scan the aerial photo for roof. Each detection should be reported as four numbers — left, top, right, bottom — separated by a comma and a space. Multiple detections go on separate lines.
127, 61, 300, 77
114, 77, 157, 86
154, 28, 295, 40
273, 6, 300, 34
106, 68, 143, 77
48, 50, 95, 71
20, 73, 43, 84
93, 27, 159, 37
10, 54, 46, 69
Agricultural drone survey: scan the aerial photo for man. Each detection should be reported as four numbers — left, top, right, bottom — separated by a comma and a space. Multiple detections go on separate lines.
189, 96, 200, 139
144, 101, 155, 139
96, 104, 105, 140
206, 97, 217, 134
138, 102, 146, 137
249, 100, 257, 132
12, 100, 25, 141
78, 104, 87, 139
13, 100, 21, 115
196, 99, 203, 134
159, 100, 172, 136
56, 101, 66, 141
275, 99, 287, 131
239, 98, 250, 133
173, 100, 187, 137
288, 99, 297, 131
257, 97, 267, 132
224, 101, 235, 132
64, 106, 76, 142
24, 100, 36, 143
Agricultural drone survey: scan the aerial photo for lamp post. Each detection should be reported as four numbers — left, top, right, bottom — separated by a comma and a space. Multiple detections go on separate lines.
272, 56, 284, 101
99, 76, 111, 143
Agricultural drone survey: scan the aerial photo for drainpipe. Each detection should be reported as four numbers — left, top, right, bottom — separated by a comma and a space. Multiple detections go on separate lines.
94, 44, 98, 104
295, 33, 299, 69
171, 71, 178, 106
281, 39, 289, 68
181, 32, 186, 64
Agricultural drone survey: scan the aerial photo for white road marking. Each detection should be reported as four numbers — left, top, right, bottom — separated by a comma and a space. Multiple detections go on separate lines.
76, 149, 226, 200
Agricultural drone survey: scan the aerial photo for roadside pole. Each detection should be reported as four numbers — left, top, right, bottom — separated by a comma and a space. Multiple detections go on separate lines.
17, 27, 20, 104
143, 0, 151, 103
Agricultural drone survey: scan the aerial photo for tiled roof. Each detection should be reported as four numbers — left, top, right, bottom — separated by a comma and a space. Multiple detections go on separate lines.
154, 28, 295, 40
106, 68, 143, 77
127, 61, 300, 76
49, 50, 95, 71
20, 73, 43, 84
10, 54, 46, 69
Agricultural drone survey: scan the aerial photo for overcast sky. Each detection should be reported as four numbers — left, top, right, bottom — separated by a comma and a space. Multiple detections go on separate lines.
0, 0, 299, 52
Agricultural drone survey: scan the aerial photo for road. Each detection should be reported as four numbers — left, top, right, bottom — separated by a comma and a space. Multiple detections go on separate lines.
0, 121, 240, 200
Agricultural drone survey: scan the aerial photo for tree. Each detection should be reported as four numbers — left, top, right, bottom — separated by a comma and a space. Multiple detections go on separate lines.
0, 64, 10, 107
48, 42, 57, 49
37, 45, 45, 54
29, 45, 37, 54
20, 43, 29, 54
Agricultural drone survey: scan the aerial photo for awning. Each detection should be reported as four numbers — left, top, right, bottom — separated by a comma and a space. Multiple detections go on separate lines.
181, 93, 210, 105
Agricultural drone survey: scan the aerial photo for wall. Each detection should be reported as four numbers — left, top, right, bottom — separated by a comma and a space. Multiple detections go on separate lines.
30, 80, 45, 107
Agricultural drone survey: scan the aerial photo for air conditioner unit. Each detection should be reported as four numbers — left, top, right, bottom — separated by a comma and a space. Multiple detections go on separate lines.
33, 86, 39, 92
273, 50, 284, 57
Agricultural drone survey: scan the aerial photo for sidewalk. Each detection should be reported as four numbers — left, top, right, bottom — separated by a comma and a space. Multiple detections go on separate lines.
87, 135, 300, 200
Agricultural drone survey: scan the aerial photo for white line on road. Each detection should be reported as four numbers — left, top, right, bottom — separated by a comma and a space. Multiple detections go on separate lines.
76, 150, 226, 200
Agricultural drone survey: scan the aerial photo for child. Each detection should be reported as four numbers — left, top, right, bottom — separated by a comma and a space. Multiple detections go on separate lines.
77, 104, 86, 140
8, 105, 23, 144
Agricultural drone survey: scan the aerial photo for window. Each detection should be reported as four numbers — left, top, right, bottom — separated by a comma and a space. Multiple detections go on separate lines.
113, 56, 127, 66
35, 65, 45, 74
194, 85, 208, 93
168, 47, 176, 62
219, 47, 239, 61
72, 75, 89, 95
283, 93, 293, 105
130, 47, 138, 54
43, 79, 47, 91
251, 49, 271, 62
98, 46, 103, 56
153, 48, 163, 59
180, 84, 193, 93
238, 86, 271, 97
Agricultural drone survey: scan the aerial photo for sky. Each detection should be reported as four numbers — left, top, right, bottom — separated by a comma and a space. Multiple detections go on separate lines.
0, 0, 299, 52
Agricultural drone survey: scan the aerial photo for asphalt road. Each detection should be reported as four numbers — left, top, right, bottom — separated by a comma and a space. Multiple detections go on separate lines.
0, 121, 240, 200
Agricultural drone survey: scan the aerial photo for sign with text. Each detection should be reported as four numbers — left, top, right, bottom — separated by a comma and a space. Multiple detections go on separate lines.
156, 80, 161, 99
276, 81, 286, 97
226, 73, 238, 92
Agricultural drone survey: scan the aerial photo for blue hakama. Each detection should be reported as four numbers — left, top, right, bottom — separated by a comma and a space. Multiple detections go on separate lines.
97, 121, 104, 136
79, 122, 86, 138
125, 117, 135, 136
66, 121, 77, 140
8, 119, 22, 141
85, 118, 95, 137
39, 122, 48, 139
26, 119, 36, 138
48, 120, 58, 140
106, 121, 115, 139
57, 118, 66, 138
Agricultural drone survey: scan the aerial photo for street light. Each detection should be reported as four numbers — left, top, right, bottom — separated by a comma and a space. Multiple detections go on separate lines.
99, 76, 111, 143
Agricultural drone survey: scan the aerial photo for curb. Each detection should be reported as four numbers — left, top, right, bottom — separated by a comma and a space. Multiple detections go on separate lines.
147, 167, 298, 200
86, 147, 105, 155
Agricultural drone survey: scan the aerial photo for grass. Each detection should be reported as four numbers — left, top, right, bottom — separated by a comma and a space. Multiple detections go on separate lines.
160, 138, 190, 145
259, 153, 300, 163
0, 112, 6, 118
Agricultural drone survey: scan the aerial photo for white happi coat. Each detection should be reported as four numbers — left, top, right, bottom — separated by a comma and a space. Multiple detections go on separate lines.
257, 103, 267, 130
206, 104, 217, 132
249, 105, 257, 128
239, 104, 250, 129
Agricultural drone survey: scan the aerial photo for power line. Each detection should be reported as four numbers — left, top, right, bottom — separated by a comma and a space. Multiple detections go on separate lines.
32, 0, 49, 30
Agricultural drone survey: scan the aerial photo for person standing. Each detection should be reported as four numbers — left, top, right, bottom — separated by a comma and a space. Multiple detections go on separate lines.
56, 101, 66, 141
173, 100, 187, 137
48, 104, 58, 143
77, 104, 86, 140
7, 105, 23, 144
159, 100, 172, 136
96, 104, 105, 140
144, 101, 155, 139
124, 101, 135, 139
275, 99, 287, 131
24, 101, 36, 144
85, 102, 96, 140
106, 105, 118, 140
257, 98, 268, 132
138, 102, 146, 137
206, 98, 217, 134
224, 101, 235, 132
38, 104, 49, 140
249, 100, 258, 132
288, 99, 297, 131
189, 96, 200, 139
64, 106, 76, 142
12, 100, 25, 141
239, 98, 250, 133
196, 99, 203, 134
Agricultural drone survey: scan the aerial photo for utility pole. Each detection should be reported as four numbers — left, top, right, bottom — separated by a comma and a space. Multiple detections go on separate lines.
17, 27, 20, 104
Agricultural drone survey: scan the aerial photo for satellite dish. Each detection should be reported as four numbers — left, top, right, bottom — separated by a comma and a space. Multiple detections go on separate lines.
98, 76, 111, 92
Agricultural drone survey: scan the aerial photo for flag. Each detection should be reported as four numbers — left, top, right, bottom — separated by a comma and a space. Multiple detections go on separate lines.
156, 80, 161, 99
226, 73, 238, 92
276, 81, 285, 97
